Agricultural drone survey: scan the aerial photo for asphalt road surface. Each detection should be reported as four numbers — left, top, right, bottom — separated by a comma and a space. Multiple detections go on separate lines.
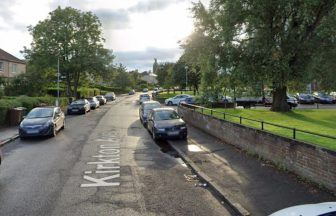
0, 94, 231, 216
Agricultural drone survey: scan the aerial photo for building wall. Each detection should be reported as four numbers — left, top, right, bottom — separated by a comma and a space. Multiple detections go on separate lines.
0, 60, 26, 78
178, 105, 336, 192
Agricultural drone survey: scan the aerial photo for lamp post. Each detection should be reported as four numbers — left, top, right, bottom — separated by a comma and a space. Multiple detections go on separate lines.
185, 66, 188, 92
56, 57, 60, 107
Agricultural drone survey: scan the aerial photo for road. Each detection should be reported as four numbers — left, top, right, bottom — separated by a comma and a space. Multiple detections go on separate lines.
0, 94, 232, 216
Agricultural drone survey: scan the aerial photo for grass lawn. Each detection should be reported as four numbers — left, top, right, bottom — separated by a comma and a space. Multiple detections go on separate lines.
199, 108, 336, 151
158, 90, 197, 98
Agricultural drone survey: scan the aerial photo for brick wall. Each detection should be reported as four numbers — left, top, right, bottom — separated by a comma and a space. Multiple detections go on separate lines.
178, 106, 336, 192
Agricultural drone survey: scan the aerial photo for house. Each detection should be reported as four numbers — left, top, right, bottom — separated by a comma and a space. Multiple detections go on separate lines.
140, 71, 157, 84
0, 48, 26, 78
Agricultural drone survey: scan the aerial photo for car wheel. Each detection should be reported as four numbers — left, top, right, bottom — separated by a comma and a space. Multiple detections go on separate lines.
152, 130, 158, 141
181, 135, 187, 140
168, 101, 173, 106
52, 125, 57, 137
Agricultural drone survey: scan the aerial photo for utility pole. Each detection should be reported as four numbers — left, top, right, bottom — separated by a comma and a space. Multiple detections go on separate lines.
56, 57, 60, 107
185, 66, 188, 92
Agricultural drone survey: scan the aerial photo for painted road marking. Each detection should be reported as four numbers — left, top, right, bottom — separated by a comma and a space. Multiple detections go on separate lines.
81, 132, 121, 188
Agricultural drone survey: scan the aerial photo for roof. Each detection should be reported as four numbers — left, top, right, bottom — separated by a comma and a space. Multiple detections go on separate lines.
0, 48, 26, 64
152, 107, 175, 112
143, 101, 160, 105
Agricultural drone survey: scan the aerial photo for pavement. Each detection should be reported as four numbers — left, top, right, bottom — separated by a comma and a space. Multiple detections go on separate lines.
169, 126, 336, 215
0, 126, 19, 146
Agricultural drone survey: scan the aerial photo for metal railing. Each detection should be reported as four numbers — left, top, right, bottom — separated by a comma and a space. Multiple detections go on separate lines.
180, 103, 336, 144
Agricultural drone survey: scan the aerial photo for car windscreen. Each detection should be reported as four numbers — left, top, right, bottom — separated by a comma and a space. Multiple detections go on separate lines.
86, 98, 94, 102
154, 110, 180, 120
144, 104, 160, 110
140, 95, 149, 98
27, 108, 54, 119
71, 100, 85, 105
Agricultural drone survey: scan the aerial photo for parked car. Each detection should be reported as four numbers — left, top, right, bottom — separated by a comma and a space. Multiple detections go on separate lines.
19, 106, 65, 139
129, 89, 135, 95
270, 202, 336, 216
165, 94, 192, 106
179, 96, 195, 105
295, 93, 315, 104
221, 95, 233, 103
330, 92, 336, 103
139, 93, 150, 104
313, 92, 334, 104
139, 101, 161, 125
67, 99, 91, 114
105, 92, 116, 101
96, 95, 107, 105
147, 108, 187, 140
86, 97, 100, 109
142, 88, 148, 92
287, 94, 298, 108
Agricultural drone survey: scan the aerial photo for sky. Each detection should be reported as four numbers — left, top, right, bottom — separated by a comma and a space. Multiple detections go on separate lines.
0, 0, 209, 71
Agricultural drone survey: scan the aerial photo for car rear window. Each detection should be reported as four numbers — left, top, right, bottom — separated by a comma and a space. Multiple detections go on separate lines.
71, 100, 85, 105
144, 103, 160, 110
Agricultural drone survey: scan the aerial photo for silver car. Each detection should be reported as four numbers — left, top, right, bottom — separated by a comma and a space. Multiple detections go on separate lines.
86, 97, 100, 109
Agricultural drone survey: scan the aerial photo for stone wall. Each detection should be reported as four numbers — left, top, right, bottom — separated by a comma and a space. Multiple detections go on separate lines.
178, 105, 336, 192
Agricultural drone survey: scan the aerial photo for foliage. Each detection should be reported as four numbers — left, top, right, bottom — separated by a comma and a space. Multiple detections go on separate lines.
113, 64, 132, 91
0, 95, 68, 126
185, 0, 336, 111
23, 7, 114, 98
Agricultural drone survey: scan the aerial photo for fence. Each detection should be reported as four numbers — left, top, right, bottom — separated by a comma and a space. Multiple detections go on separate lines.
180, 103, 336, 147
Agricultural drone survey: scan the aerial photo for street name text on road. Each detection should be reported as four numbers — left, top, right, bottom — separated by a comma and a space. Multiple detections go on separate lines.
81, 132, 121, 187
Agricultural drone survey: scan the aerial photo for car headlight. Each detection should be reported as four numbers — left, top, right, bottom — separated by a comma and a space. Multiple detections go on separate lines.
181, 126, 187, 130
156, 128, 165, 132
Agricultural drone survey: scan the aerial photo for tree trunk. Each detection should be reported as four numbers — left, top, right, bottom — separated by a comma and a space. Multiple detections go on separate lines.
271, 86, 290, 112
73, 71, 81, 99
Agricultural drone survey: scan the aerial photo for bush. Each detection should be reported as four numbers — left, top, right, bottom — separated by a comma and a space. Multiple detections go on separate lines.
0, 88, 4, 99
0, 99, 21, 126
0, 95, 69, 126
16, 95, 40, 110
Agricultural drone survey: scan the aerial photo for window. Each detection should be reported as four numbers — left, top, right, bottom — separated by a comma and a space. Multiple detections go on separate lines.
0, 62, 3, 71
12, 64, 17, 73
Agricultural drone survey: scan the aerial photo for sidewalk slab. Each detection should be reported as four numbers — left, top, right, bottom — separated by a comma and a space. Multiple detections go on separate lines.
169, 125, 335, 216
0, 127, 19, 146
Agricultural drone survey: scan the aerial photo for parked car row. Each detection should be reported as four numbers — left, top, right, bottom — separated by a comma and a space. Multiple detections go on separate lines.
19, 93, 117, 139
138, 93, 188, 141
293, 92, 335, 104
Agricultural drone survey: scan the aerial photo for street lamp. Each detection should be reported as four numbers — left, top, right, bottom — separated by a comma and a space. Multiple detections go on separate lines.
184, 66, 188, 92
56, 57, 60, 107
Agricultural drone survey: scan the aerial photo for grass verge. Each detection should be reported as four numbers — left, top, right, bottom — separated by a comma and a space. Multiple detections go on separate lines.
199, 108, 336, 151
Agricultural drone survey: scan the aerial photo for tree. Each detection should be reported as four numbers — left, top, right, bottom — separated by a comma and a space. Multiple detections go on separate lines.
23, 7, 114, 98
191, 0, 336, 111
156, 62, 175, 88
114, 64, 131, 91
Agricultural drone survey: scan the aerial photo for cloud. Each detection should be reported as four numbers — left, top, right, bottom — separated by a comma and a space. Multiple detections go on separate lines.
0, 0, 27, 31
114, 47, 182, 71
93, 9, 131, 30
128, 0, 185, 13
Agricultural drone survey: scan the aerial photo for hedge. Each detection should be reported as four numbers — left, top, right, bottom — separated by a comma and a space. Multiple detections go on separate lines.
0, 95, 68, 126
47, 87, 109, 98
